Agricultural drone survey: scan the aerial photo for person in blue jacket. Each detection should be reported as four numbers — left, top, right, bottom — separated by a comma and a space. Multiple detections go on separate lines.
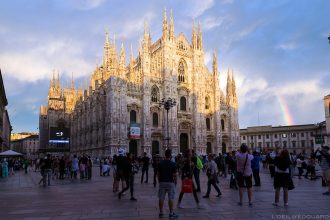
251, 151, 262, 186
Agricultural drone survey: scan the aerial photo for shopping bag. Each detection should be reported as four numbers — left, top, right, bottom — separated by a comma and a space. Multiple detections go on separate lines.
181, 178, 193, 193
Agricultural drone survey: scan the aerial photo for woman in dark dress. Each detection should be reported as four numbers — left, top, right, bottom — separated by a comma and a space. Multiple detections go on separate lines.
273, 149, 291, 207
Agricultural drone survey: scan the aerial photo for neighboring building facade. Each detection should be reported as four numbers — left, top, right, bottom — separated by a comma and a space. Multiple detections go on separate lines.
39, 72, 83, 153
10, 134, 39, 156
240, 124, 323, 154
40, 10, 240, 157
11, 132, 37, 142
0, 69, 11, 152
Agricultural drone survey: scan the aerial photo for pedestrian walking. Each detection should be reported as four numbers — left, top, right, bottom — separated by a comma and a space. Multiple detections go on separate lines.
177, 149, 202, 209
193, 150, 202, 192
236, 144, 254, 206
44, 154, 53, 187
157, 149, 178, 219
71, 155, 79, 180
118, 152, 138, 201
152, 151, 162, 187
251, 151, 261, 186
296, 156, 304, 179
203, 154, 222, 198
141, 152, 150, 183
315, 146, 330, 195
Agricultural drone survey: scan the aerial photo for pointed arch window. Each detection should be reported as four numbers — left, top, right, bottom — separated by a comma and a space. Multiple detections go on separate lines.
206, 118, 211, 131
205, 96, 210, 110
180, 96, 187, 111
221, 119, 225, 131
130, 110, 137, 123
151, 85, 159, 103
152, 112, 159, 127
178, 60, 185, 83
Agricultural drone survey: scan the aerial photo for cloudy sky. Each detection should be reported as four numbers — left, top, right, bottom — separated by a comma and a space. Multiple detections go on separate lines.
1, 0, 330, 133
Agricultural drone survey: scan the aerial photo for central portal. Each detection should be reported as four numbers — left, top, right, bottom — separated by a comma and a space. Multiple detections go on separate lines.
180, 133, 189, 154
129, 140, 138, 156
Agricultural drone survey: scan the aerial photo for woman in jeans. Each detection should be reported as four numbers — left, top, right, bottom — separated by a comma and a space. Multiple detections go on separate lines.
273, 149, 291, 207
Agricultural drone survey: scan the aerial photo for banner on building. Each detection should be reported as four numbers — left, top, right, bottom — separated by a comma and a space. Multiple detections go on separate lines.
130, 123, 141, 139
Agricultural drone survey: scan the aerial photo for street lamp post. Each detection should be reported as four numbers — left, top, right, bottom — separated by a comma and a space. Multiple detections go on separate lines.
159, 98, 176, 149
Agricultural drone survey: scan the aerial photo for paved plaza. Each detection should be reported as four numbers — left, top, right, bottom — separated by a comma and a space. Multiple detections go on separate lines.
0, 167, 329, 220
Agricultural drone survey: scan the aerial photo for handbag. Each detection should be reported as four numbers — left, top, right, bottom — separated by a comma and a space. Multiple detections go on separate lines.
181, 178, 193, 193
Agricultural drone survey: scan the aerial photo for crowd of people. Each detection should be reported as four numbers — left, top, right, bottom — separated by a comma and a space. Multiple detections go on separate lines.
1, 144, 329, 219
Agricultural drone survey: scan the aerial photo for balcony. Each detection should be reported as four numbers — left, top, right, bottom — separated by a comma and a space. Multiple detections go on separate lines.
177, 111, 192, 120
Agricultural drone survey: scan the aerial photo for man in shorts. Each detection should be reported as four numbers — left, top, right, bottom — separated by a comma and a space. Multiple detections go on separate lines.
157, 149, 178, 219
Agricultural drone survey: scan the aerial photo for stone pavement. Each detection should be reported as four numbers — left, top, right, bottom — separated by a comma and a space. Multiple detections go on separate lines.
0, 167, 329, 220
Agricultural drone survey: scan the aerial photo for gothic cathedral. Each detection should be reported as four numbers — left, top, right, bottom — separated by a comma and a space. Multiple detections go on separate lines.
39, 9, 240, 157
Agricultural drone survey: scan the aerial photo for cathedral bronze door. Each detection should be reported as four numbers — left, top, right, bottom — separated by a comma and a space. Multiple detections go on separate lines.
152, 140, 159, 155
222, 142, 227, 154
129, 140, 138, 156
180, 133, 189, 154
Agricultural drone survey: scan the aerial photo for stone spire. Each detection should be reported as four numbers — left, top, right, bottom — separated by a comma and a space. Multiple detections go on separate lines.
162, 8, 168, 41
71, 72, 74, 89
213, 49, 218, 75
197, 21, 203, 50
226, 69, 232, 98
56, 71, 60, 89
169, 9, 174, 42
129, 44, 134, 74
148, 27, 152, 46
232, 69, 236, 97
119, 41, 126, 77
109, 34, 117, 70
51, 69, 56, 87
143, 21, 149, 52
103, 31, 110, 68
192, 19, 197, 49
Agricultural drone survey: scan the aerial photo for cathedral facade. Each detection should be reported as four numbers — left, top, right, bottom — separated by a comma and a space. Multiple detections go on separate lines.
40, 9, 240, 157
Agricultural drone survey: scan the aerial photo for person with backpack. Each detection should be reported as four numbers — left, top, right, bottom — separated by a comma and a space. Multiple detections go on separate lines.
192, 149, 202, 192
315, 146, 330, 195
203, 154, 222, 198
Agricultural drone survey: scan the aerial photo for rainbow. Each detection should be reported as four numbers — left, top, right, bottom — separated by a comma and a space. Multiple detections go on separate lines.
276, 95, 294, 125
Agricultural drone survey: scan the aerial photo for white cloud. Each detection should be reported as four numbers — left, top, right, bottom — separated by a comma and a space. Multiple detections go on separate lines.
117, 12, 155, 38
0, 39, 94, 82
276, 42, 298, 50
186, 0, 214, 18
221, 0, 234, 4
69, 0, 106, 10
201, 16, 224, 31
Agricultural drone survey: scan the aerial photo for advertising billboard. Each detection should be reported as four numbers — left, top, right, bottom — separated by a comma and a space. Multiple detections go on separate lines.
49, 127, 70, 143
129, 123, 140, 139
